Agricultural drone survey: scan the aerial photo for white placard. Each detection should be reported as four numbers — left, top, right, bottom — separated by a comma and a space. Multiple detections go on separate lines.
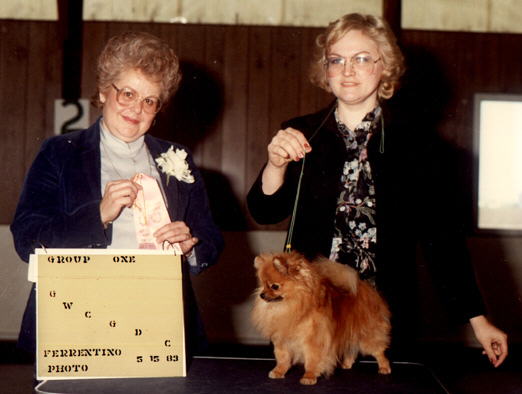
54, 99, 90, 135
476, 97, 522, 231
35, 248, 186, 379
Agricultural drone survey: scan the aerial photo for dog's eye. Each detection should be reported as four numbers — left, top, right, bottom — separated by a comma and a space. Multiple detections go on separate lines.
270, 284, 279, 290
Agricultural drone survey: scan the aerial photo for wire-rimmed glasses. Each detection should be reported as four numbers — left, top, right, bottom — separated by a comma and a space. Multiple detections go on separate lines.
325, 52, 381, 75
111, 84, 162, 114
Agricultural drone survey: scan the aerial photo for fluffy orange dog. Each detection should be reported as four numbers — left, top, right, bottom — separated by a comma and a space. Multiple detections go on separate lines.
252, 251, 392, 385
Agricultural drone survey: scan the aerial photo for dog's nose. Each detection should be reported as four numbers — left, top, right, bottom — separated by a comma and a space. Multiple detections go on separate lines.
260, 293, 266, 300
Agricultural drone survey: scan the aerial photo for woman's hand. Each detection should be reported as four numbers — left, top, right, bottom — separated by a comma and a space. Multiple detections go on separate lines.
154, 221, 198, 255
470, 315, 508, 367
267, 127, 311, 168
100, 179, 141, 227
262, 127, 311, 195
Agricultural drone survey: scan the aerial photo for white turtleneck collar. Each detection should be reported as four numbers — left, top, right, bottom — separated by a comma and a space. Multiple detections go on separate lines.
100, 119, 146, 158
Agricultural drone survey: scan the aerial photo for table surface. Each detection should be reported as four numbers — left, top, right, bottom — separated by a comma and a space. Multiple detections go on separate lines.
35, 356, 450, 394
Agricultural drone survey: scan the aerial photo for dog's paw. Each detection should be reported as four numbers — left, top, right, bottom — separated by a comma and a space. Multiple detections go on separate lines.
300, 372, 318, 385
341, 359, 355, 369
299, 376, 317, 385
268, 369, 285, 379
378, 365, 392, 375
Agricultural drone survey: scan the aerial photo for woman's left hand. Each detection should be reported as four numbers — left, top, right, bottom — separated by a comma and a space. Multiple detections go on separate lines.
154, 221, 199, 255
470, 315, 508, 367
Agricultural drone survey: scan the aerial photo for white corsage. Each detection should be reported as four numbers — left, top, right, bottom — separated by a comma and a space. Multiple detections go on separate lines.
155, 146, 195, 184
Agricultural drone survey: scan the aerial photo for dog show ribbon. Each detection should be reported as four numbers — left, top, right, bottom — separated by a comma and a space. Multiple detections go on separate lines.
132, 173, 183, 254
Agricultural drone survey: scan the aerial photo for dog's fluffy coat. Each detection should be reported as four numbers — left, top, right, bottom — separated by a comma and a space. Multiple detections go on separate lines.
252, 251, 391, 385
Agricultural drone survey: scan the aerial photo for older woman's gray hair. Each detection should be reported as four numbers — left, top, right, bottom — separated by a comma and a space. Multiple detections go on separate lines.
93, 31, 182, 107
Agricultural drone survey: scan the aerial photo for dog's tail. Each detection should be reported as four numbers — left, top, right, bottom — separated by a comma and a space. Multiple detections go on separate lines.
314, 257, 359, 295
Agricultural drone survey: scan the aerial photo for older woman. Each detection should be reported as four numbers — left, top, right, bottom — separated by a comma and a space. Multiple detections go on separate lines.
248, 13, 507, 366
11, 32, 223, 354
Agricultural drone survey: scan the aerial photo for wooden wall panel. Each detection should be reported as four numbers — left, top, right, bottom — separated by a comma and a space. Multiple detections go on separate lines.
201, 25, 225, 172
0, 21, 28, 199
26, 22, 61, 165
244, 27, 272, 229
0, 21, 51, 223
269, 27, 302, 136
246, 27, 271, 189
172, 24, 208, 164
82, 22, 109, 123
298, 28, 333, 115
3, 20, 522, 234
400, 30, 522, 151
220, 27, 249, 211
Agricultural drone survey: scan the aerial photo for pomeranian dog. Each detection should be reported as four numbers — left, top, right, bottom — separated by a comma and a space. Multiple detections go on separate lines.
252, 251, 391, 385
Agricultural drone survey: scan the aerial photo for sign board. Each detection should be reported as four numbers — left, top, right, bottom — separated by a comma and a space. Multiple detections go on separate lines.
35, 249, 185, 380
54, 99, 90, 135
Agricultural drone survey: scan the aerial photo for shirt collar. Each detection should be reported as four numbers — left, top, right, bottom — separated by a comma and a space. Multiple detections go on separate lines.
100, 118, 146, 158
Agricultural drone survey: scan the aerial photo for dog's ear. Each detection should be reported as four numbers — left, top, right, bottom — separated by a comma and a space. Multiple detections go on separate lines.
254, 256, 263, 269
273, 258, 288, 275
291, 257, 311, 278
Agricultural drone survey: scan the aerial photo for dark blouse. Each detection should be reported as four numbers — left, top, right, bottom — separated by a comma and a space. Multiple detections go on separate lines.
329, 107, 381, 279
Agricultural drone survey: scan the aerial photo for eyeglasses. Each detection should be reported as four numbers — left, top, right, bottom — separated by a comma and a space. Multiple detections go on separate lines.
325, 52, 381, 75
111, 84, 162, 114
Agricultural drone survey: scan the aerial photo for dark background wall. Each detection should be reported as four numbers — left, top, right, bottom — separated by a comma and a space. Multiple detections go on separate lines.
1, 19, 521, 344
2, 21, 522, 227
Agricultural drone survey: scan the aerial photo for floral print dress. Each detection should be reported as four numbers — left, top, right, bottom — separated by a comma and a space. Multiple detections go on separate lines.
329, 106, 381, 280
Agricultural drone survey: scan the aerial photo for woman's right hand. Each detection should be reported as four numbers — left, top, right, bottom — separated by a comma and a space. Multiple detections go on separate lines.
267, 127, 311, 168
262, 127, 311, 195
100, 179, 141, 227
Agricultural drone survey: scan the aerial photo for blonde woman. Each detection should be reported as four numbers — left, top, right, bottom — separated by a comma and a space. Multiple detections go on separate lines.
248, 13, 507, 367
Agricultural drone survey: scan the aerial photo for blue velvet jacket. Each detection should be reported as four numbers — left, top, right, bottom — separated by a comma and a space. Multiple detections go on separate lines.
11, 119, 223, 353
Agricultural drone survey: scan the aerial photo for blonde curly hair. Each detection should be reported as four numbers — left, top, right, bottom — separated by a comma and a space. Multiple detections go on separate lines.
93, 31, 181, 108
309, 13, 405, 100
